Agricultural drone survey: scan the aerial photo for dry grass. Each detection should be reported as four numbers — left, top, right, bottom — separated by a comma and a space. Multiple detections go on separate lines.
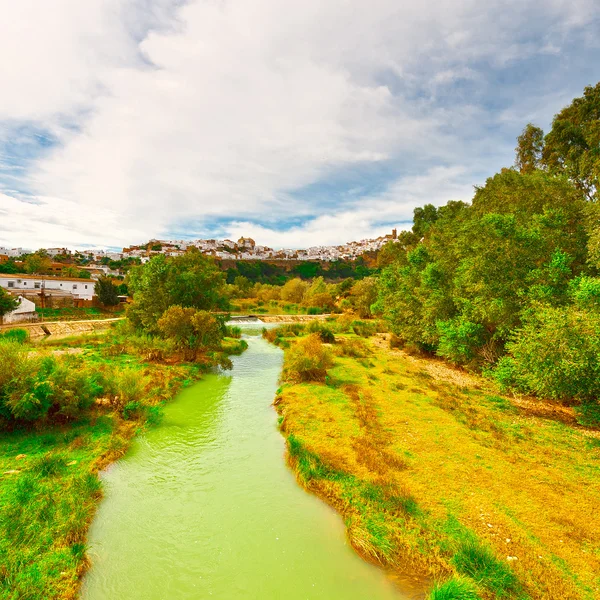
275, 333, 600, 600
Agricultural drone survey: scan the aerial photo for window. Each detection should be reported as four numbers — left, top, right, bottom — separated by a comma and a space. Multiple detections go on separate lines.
73, 284, 78, 290
23, 281, 27, 285
85, 285, 88, 289
34, 282, 40, 289
7, 281, 14, 288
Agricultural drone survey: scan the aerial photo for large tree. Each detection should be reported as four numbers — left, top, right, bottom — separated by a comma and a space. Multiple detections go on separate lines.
543, 82, 600, 201
127, 249, 229, 332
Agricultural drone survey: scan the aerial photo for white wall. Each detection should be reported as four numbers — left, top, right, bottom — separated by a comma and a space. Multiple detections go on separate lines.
0, 276, 95, 300
2, 296, 37, 324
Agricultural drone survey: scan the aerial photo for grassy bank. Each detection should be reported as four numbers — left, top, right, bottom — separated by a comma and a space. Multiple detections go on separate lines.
0, 327, 245, 599
272, 326, 600, 599
35, 306, 125, 321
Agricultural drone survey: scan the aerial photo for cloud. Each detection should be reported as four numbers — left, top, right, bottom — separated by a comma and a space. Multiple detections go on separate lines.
0, 0, 598, 249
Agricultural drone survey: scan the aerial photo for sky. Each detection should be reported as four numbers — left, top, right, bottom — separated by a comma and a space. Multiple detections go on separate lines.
0, 0, 599, 251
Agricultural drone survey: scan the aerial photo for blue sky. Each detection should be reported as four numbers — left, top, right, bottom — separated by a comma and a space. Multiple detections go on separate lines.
0, 0, 598, 250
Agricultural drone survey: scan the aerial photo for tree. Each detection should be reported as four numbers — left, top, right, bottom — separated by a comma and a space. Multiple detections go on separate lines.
376, 170, 589, 364
95, 277, 120, 306
281, 278, 308, 303
24, 251, 51, 275
351, 277, 378, 318
515, 123, 544, 174
0, 260, 18, 274
412, 204, 438, 237
61, 266, 80, 278
157, 306, 224, 358
542, 82, 600, 201
127, 249, 228, 332
0, 288, 18, 318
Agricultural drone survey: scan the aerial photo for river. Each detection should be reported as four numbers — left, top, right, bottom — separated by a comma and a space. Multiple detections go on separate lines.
81, 329, 411, 599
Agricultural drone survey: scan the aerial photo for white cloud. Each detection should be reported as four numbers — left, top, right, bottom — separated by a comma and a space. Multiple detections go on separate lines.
0, 0, 597, 249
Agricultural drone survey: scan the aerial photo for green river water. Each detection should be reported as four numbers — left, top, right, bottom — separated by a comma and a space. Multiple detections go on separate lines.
82, 330, 414, 599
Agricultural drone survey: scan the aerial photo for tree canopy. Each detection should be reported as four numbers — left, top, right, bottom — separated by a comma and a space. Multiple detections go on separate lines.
127, 249, 229, 332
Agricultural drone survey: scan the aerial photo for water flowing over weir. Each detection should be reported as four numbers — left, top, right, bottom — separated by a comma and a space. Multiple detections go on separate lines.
81, 328, 413, 599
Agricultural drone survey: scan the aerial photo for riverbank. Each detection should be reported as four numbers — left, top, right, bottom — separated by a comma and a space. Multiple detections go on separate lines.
273, 327, 600, 599
0, 328, 245, 600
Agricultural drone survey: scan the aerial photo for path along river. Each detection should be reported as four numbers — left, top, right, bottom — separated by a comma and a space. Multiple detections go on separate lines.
81, 328, 413, 599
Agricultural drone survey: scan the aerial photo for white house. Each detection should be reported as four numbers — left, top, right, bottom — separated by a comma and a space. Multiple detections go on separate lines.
1, 296, 37, 324
0, 274, 96, 301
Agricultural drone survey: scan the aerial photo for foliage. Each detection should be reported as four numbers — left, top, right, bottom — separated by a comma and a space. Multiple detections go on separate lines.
492, 304, 600, 420
127, 249, 229, 332
156, 306, 225, 357
61, 266, 91, 279
0, 287, 18, 317
281, 278, 309, 303
305, 320, 336, 343
377, 169, 588, 365
96, 276, 120, 306
350, 276, 378, 318
542, 82, 600, 201
0, 259, 19, 274
0, 342, 104, 422
283, 334, 334, 383
515, 123, 544, 174
0, 328, 28, 343
24, 251, 52, 275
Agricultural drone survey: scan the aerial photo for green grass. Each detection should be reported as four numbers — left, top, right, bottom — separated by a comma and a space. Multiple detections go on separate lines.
429, 577, 483, 600
0, 419, 118, 599
0, 326, 245, 598
271, 325, 600, 599
452, 539, 522, 597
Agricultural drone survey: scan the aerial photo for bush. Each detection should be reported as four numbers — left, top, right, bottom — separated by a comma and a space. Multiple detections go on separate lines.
336, 338, 370, 358
351, 320, 377, 337
0, 328, 28, 344
283, 334, 334, 383
492, 305, 600, 409
436, 318, 486, 366
306, 321, 335, 343
0, 346, 105, 422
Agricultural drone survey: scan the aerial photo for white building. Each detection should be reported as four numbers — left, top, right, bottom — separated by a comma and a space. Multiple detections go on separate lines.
1, 296, 37, 324
46, 247, 72, 257
0, 274, 95, 301
0, 247, 29, 258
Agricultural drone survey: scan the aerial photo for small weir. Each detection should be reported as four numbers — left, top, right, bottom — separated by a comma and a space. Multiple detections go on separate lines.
81, 327, 412, 599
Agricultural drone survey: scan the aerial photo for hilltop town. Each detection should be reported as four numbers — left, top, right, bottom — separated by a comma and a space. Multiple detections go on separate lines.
0, 229, 399, 271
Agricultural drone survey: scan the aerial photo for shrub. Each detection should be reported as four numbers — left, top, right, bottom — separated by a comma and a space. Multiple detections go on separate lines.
351, 320, 377, 337
0, 328, 28, 344
283, 334, 334, 383
492, 305, 600, 419
436, 318, 486, 366
336, 338, 371, 358
306, 321, 335, 343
